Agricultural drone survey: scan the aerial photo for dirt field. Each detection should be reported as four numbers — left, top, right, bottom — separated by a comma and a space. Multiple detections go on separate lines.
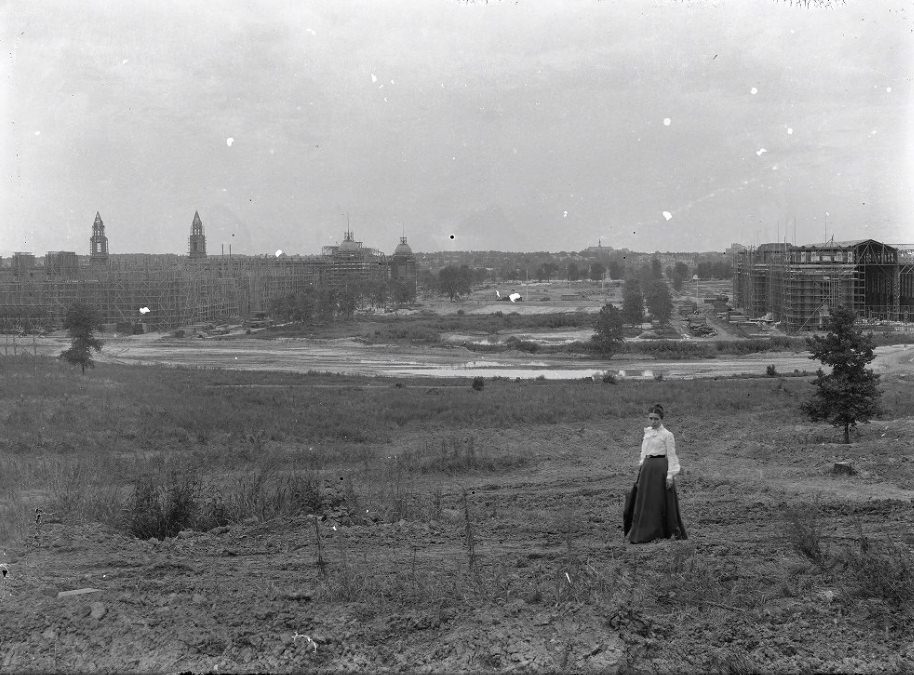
1, 356, 913, 673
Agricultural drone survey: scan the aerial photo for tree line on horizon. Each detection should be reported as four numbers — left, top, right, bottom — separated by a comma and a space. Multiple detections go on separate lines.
425, 253, 731, 288
417, 248, 733, 284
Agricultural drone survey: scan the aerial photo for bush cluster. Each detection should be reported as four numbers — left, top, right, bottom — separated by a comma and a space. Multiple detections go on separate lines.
125, 470, 330, 540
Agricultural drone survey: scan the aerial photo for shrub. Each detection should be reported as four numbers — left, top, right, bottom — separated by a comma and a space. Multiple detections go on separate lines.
766, 364, 778, 377
841, 524, 914, 609
505, 336, 539, 353
784, 505, 828, 566
602, 372, 617, 384
127, 474, 200, 540
472, 376, 485, 391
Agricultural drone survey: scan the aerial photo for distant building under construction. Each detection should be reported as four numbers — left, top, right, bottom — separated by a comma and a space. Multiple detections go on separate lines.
0, 212, 417, 332
733, 239, 914, 332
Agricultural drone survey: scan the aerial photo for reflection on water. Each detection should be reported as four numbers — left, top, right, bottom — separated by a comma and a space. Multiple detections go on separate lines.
388, 367, 608, 380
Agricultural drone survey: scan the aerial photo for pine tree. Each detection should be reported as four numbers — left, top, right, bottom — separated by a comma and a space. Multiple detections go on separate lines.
60, 302, 103, 374
801, 306, 882, 444
591, 304, 625, 357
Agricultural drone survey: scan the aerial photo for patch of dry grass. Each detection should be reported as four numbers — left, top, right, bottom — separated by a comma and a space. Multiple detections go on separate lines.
2, 355, 914, 673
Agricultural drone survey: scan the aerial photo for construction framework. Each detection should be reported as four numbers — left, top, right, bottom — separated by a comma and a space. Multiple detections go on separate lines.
734, 239, 914, 332
0, 242, 415, 333
1, 212, 419, 333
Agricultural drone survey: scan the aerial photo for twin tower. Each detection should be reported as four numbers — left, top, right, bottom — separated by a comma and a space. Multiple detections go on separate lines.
89, 211, 207, 263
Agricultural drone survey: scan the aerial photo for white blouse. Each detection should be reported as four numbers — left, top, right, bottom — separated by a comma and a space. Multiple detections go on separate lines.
639, 424, 681, 480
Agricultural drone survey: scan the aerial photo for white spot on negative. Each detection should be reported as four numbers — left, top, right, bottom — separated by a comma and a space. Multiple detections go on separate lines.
122, 59, 128, 65
34, 130, 40, 136
371, 74, 378, 83
139, 307, 150, 314
750, 87, 758, 95
886, 87, 892, 93
662, 211, 673, 221
563, 211, 568, 218
663, 118, 671, 126
756, 148, 767, 156
275, 249, 283, 257
870, 129, 878, 136
306, 28, 316, 36
787, 127, 793, 135
226, 137, 234, 147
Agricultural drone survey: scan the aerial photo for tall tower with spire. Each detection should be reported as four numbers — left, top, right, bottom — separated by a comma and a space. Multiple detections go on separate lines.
188, 211, 207, 259
89, 212, 109, 265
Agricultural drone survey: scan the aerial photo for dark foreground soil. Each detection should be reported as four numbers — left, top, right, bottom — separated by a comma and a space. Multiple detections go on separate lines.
3, 414, 914, 673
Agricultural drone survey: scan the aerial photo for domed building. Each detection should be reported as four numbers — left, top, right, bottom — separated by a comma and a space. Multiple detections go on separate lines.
389, 236, 417, 303
320, 229, 389, 295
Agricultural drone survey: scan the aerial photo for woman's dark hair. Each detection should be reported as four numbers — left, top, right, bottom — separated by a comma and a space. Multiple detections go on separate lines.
649, 403, 664, 419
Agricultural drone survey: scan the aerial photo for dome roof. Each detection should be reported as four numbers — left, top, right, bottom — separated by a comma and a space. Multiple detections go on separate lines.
393, 236, 413, 256
337, 230, 360, 253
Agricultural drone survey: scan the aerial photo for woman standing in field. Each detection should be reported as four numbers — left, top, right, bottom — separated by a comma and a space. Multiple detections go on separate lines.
623, 403, 688, 544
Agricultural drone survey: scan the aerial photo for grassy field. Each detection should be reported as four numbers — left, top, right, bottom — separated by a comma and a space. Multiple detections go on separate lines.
2, 356, 913, 672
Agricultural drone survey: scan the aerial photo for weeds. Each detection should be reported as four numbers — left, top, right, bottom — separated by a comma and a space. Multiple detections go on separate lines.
707, 649, 759, 675
461, 489, 478, 576
312, 517, 327, 579
839, 521, 914, 610
784, 504, 829, 567
127, 473, 200, 540
123, 467, 329, 540
395, 436, 529, 475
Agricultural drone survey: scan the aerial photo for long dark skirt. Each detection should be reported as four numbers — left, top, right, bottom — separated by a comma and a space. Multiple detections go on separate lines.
623, 456, 687, 544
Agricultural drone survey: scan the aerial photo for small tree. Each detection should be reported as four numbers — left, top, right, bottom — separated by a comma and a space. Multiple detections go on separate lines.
589, 262, 606, 282
591, 304, 625, 357
645, 279, 673, 325
671, 261, 690, 291
438, 265, 472, 300
801, 306, 882, 444
650, 256, 663, 280
621, 278, 644, 325
60, 302, 103, 374
607, 257, 625, 281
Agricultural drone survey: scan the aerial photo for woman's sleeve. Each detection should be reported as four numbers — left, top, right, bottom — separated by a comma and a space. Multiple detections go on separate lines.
639, 429, 648, 466
666, 432, 680, 479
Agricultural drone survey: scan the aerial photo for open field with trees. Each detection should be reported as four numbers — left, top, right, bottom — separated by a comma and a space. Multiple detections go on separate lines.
1, 355, 913, 672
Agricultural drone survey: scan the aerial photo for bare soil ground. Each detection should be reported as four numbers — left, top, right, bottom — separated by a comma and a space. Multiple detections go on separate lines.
2, 363, 913, 673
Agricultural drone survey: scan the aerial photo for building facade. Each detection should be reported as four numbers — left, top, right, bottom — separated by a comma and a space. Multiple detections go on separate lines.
733, 239, 914, 331
0, 214, 418, 332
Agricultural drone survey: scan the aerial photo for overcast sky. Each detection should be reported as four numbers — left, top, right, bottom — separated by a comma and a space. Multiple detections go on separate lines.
2, 0, 911, 257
